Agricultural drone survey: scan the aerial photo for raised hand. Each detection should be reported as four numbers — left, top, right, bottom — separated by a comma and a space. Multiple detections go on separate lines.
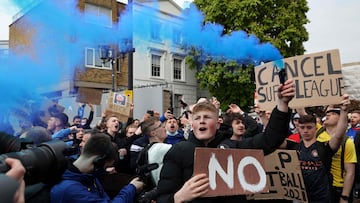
174, 173, 209, 203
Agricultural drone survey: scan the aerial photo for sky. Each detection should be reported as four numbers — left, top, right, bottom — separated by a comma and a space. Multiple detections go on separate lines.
1, 0, 359, 63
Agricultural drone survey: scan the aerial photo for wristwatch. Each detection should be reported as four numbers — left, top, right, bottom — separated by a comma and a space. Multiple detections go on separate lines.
340, 195, 349, 200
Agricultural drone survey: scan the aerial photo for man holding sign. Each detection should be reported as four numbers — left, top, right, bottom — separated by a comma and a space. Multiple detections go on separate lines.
255, 49, 344, 111
279, 94, 349, 203
156, 79, 295, 203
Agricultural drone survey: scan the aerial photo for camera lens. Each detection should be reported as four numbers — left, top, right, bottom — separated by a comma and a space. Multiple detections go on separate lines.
0, 140, 68, 185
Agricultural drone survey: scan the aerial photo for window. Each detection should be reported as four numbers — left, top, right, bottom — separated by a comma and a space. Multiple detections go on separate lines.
151, 54, 161, 77
173, 57, 185, 81
172, 29, 182, 45
85, 48, 111, 69
173, 58, 182, 80
150, 22, 161, 41
84, 3, 112, 27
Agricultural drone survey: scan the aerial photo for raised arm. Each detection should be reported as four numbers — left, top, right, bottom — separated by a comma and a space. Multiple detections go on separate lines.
276, 79, 295, 113
237, 79, 295, 154
329, 94, 350, 151
86, 103, 94, 126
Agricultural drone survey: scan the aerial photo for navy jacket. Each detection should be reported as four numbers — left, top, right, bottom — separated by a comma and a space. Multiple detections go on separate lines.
50, 163, 136, 203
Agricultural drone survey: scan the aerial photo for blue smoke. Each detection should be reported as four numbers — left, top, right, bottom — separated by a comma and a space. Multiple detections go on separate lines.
1, 0, 282, 132
179, 4, 282, 65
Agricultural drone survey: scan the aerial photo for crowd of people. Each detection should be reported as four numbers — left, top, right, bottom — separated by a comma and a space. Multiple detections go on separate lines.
1, 78, 360, 203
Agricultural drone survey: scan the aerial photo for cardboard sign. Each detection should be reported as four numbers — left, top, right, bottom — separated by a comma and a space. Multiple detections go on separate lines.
248, 150, 308, 203
76, 87, 102, 105
193, 148, 268, 197
105, 91, 132, 122
255, 49, 345, 111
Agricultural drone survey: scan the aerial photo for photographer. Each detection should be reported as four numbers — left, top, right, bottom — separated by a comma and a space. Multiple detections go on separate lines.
51, 132, 144, 203
0, 130, 78, 203
0, 158, 26, 203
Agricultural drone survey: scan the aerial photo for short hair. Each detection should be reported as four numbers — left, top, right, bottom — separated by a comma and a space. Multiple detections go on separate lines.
351, 110, 360, 114
125, 123, 138, 133
54, 113, 69, 127
140, 117, 159, 135
133, 119, 140, 123
73, 115, 81, 121
166, 116, 177, 122
223, 113, 245, 127
192, 102, 219, 117
104, 115, 119, 123
82, 132, 117, 161
298, 115, 316, 125
101, 115, 122, 130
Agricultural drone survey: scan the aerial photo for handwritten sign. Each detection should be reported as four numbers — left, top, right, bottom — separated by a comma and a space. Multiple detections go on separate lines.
255, 49, 345, 110
193, 148, 267, 197
248, 150, 308, 203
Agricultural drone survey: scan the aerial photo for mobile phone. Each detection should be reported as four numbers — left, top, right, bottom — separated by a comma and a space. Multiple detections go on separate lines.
167, 107, 173, 114
147, 110, 154, 117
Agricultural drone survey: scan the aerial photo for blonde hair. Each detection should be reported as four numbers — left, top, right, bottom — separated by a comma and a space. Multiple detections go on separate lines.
192, 102, 219, 117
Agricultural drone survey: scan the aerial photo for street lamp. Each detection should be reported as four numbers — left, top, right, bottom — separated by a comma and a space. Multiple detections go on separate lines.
99, 44, 135, 92
99, 45, 115, 91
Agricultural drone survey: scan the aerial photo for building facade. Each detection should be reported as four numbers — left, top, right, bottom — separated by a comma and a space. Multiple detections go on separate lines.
8, 0, 203, 124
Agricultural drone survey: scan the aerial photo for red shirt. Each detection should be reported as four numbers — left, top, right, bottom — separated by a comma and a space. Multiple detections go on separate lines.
287, 133, 301, 143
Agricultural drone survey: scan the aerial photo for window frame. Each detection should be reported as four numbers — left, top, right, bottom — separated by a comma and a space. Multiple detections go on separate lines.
150, 21, 162, 42
84, 3, 113, 28
149, 49, 165, 79
84, 47, 111, 70
172, 28, 182, 45
172, 55, 185, 82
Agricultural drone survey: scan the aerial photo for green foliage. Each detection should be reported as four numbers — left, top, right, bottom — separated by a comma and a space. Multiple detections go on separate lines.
196, 62, 255, 111
187, 0, 309, 111
193, 0, 309, 57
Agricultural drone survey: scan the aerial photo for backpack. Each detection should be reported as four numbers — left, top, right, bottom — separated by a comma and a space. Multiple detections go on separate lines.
354, 131, 360, 182
135, 143, 158, 203
340, 137, 349, 179
313, 141, 334, 186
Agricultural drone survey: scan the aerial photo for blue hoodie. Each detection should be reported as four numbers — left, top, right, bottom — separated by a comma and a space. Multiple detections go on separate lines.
50, 164, 136, 203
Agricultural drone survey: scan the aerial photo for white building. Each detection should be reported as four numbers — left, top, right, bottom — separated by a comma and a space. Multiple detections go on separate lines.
131, 0, 201, 118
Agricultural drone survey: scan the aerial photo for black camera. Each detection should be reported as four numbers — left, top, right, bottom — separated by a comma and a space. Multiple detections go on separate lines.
136, 163, 159, 203
0, 136, 71, 185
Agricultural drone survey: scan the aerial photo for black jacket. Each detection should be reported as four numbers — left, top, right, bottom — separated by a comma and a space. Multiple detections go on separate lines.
156, 107, 291, 203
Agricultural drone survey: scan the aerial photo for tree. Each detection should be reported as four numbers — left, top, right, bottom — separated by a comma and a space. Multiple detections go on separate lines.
187, 0, 309, 111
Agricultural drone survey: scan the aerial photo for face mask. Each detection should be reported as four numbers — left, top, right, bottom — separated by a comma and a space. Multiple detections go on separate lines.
167, 130, 178, 136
